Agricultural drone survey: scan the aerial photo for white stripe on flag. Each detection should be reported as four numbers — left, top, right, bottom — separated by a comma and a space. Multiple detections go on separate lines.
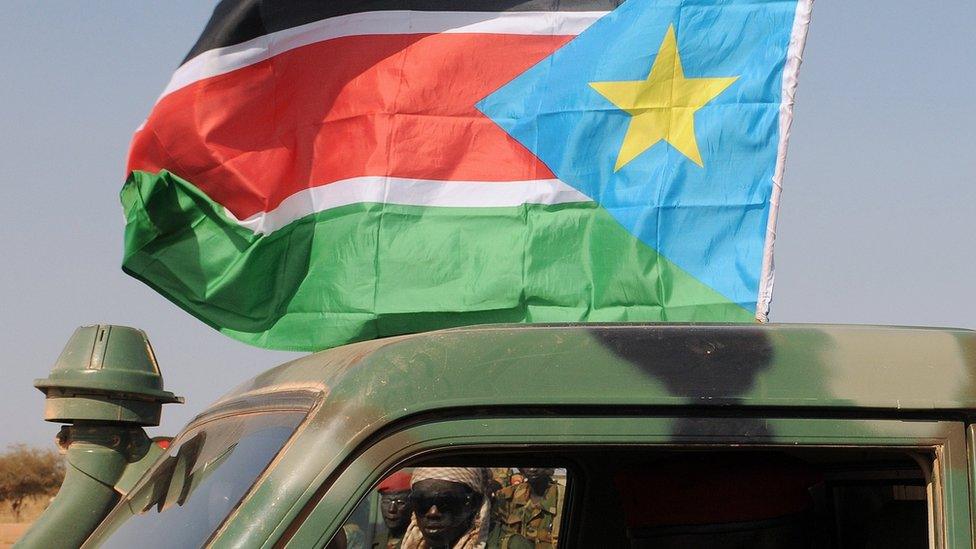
226, 177, 593, 235
160, 10, 609, 101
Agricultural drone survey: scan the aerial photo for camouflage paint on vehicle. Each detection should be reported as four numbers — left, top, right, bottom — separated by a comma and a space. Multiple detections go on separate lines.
84, 323, 976, 547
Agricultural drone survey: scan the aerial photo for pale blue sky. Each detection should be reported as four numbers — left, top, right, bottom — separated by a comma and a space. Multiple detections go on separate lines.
1, 2, 973, 447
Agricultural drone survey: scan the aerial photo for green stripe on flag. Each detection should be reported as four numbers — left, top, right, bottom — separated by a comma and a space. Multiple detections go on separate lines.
122, 170, 753, 351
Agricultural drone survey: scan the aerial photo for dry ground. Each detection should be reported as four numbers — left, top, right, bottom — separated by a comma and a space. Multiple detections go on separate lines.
0, 496, 52, 548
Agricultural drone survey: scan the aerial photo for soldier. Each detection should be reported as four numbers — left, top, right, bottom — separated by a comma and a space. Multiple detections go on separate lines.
374, 471, 413, 549
400, 467, 532, 549
491, 468, 561, 549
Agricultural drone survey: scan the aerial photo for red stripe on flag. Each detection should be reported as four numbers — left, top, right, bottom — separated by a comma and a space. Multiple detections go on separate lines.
129, 33, 571, 220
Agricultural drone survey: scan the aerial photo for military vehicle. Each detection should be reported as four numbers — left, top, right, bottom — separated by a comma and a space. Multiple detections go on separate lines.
15, 322, 976, 548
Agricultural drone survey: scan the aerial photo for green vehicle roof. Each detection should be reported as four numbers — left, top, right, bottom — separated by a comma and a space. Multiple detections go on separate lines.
214, 322, 976, 417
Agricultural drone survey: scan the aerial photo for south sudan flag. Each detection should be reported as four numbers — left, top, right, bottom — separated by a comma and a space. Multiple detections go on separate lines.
122, 0, 813, 351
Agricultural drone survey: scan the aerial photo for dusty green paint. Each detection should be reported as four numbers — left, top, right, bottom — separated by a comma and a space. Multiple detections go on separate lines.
16, 442, 123, 549
16, 423, 165, 549
220, 323, 976, 413
34, 322, 972, 547
167, 323, 976, 547
35, 325, 182, 425
22, 325, 181, 548
283, 417, 972, 549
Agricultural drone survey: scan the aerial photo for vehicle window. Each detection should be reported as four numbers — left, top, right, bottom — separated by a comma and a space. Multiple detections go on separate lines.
331, 449, 933, 549
334, 467, 569, 549
604, 450, 930, 549
86, 410, 306, 548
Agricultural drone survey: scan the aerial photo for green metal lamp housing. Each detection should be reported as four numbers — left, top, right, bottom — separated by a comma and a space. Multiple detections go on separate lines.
34, 325, 183, 426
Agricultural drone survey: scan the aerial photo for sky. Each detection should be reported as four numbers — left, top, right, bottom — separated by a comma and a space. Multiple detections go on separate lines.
0, 2, 973, 448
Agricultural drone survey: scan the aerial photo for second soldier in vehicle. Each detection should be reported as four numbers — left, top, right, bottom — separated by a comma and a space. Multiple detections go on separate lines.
374, 471, 413, 549
491, 468, 561, 549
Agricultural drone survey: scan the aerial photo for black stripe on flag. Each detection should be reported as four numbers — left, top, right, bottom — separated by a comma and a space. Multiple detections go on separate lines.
184, 0, 623, 63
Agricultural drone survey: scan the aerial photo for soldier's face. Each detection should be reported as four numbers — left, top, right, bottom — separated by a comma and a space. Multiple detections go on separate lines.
409, 480, 480, 547
519, 468, 555, 482
379, 490, 412, 531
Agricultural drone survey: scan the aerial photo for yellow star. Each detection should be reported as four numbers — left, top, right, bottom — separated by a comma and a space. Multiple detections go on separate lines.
589, 25, 738, 171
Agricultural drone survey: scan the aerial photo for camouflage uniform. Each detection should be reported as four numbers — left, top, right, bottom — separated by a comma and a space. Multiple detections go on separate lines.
485, 525, 534, 549
490, 467, 514, 489
492, 480, 561, 548
371, 530, 402, 549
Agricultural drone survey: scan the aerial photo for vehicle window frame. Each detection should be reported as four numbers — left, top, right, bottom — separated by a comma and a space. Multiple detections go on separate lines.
82, 389, 322, 548
279, 415, 970, 549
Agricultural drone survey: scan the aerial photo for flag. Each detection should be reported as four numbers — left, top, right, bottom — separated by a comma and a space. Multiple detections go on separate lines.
122, 0, 813, 351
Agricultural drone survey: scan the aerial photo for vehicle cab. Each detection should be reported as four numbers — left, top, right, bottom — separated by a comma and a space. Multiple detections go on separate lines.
24, 323, 976, 548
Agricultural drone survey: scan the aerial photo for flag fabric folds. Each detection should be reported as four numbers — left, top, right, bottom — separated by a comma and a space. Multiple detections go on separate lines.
122, 0, 813, 351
